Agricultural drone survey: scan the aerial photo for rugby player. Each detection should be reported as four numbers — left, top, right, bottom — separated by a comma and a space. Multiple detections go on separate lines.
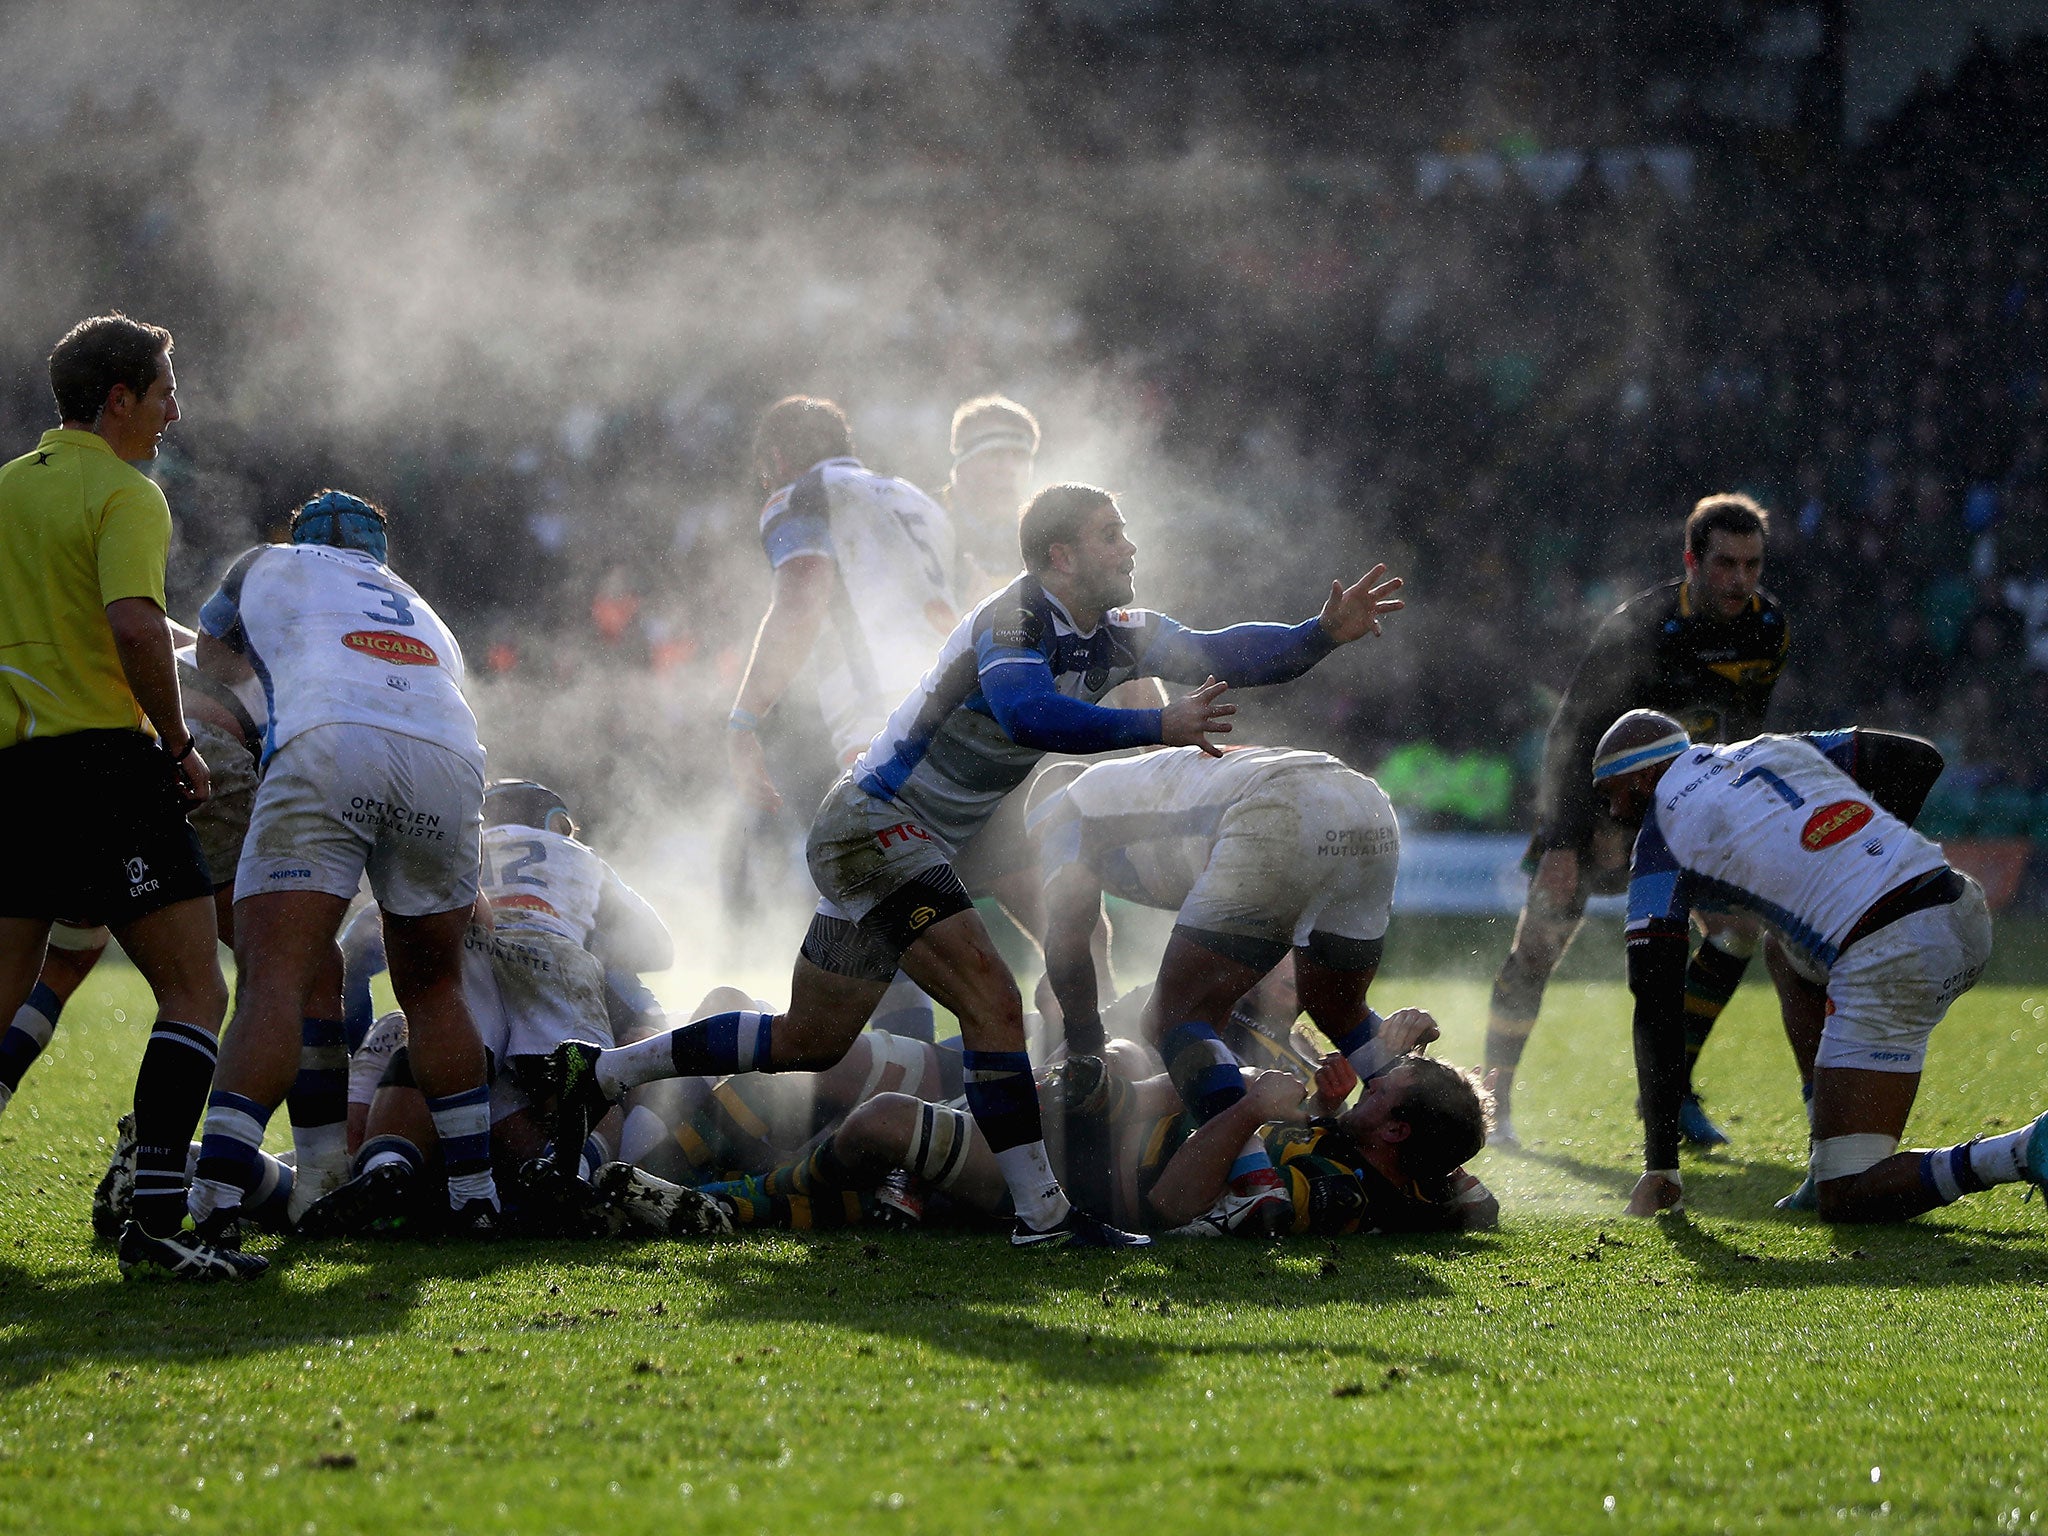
1485, 494, 1791, 1148
186, 491, 501, 1242
943, 395, 1039, 604
1593, 711, 2041, 1223
727, 395, 958, 1041
0, 315, 259, 1280
700, 1032, 1493, 1239
1028, 746, 1403, 1229
551, 481, 1404, 1247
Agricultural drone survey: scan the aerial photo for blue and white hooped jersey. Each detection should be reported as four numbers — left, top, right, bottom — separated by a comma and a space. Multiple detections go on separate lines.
199, 543, 482, 772
1625, 734, 1947, 971
759, 456, 959, 764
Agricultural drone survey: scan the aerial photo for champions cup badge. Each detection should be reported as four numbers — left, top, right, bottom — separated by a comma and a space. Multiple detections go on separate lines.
1801, 800, 1873, 851
343, 630, 440, 666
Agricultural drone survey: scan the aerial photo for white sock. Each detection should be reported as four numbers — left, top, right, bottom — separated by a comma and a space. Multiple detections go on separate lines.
446, 1169, 499, 1208
1969, 1124, 2034, 1186
292, 1121, 349, 1178
996, 1141, 1070, 1230
362, 1146, 412, 1176
186, 1176, 241, 1223
596, 1036, 666, 1098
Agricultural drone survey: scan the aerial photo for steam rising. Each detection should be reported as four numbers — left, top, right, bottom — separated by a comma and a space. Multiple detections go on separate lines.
1, 2, 1484, 1010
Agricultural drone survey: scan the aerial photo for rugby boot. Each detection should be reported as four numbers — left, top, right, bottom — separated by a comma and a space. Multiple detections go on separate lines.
1223, 1166, 1293, 1238
591, 1161, 733, 1237
1678, 1092, 1732, 1148
2022, 1108, 2048, 1196
1010, 1206, 1152, 1249
295, 1161, 427, 1239
1775, 1173, 1819, 1212
1486, 1111, 1521, 1151
118, 1220, 268, 1282
547, 1041, 615, 1177
871, 1170, 926, 1230
90, 1113, 139, 1240
444, 1198, 503, 1240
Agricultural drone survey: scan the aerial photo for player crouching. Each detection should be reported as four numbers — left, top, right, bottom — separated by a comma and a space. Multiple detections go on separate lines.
1596, 711, 2041, 1223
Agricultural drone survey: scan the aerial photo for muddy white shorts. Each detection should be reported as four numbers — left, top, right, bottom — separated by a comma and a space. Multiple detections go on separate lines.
1178, 769, 1401, 967
1817, 876, 1992, 1075
237, 723, 484, 917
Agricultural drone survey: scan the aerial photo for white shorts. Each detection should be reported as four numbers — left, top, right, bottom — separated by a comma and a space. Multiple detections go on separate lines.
237, 723, 483, 917
462, 923, 611, 1065
348, 1011, 409, 1109
1178, 770, 1400, 959
1817, 877, 1992, 1075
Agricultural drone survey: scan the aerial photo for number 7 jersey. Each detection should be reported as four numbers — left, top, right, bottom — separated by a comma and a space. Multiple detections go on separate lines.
1625, 734, 1947, 970
199, 543, 482, 772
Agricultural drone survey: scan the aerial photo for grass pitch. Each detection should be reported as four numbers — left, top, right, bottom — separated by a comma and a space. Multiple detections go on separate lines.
4, 960, 2048, 1535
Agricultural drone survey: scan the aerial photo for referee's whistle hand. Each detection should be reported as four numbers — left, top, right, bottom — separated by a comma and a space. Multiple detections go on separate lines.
1161, 677, 1234, 757
1318, 564, 1406, 644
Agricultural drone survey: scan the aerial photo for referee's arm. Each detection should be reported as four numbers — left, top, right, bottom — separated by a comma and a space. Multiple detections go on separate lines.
107, 597, 209, 805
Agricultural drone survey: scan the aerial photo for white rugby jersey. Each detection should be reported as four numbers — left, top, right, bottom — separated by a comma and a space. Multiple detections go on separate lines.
1626, 734, 1947, 969
759, 456, 959, 763
1037, 747, 1381, 909
480, 822, 670, 962
199, 544, 481, 771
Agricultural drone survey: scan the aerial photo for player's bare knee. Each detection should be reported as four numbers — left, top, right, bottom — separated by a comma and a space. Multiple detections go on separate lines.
690, 985, 756, 1023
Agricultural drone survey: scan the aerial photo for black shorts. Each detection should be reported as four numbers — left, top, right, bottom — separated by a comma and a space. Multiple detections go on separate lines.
0, 729, 216, 927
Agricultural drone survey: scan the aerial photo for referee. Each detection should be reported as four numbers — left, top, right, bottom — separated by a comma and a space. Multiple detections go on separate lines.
0, 314, 261, 1280
1484, 494, 1790, 1148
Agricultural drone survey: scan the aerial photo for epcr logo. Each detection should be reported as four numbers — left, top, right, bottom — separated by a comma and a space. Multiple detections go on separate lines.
124, 857, 149, 884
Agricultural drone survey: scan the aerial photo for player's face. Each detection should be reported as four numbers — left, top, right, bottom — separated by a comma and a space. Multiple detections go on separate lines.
1339, 1063, 1413, 1141
1603, 766, 1659, 828
1686, 530, 1764, 620
953, 447, 1034, 519
105, 352, 178, 462
1064, 501, 1138, 613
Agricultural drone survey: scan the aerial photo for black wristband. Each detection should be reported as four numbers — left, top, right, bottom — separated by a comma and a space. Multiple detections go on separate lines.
172, 739, 198, 764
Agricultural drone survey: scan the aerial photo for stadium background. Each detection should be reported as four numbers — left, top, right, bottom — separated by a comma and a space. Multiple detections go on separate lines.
3, 0, 2044, 932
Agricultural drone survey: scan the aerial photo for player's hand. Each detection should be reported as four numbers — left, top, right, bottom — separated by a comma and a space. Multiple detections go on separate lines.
1246, 1069, 1310, 1122
1377, 1006, 1441, 1058
1160, 677, 1234, 756
1532, 848, 1579, 906
1313, 1052, 1359, 1109
171, 739, 212, 809
726, 728, 784, 815
1624, 1171, 1685, 1218
1315, 564, 1405, 645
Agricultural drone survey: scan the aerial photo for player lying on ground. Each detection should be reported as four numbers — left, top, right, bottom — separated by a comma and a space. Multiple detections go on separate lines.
697, 1017, 1494, 1238
552, 482, 1404, 1248
1027, 744, 1404, 1232
1594, 711, 2043, 1222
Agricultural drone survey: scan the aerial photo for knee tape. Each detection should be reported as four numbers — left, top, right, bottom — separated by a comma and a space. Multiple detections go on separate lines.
905, 1102, 975, 1189
1811, 1133, 1899, 1182
47, 921, 110, 952
858, 1031, 929, 1103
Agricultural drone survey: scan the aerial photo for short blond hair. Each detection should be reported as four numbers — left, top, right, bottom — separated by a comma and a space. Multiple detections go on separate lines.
950, 394, 1040, 461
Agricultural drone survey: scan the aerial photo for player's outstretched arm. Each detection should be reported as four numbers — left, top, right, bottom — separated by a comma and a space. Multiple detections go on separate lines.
1314, 563, 1406, 645
1145, 1070, 1307, 1226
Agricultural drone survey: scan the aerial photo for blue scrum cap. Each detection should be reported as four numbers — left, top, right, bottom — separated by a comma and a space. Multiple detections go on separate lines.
1591, 710, 1691, 782
290, 489, 388, 564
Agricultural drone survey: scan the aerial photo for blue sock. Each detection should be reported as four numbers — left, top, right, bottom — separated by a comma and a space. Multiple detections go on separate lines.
245, 1150, 295, 1225
1920, 1144, 1991, 1205
192, 1090, 275, 1219
0, 981, 63, 1092
288, 1017, 349, 1167
961, 1050, 1043, 1153
1160, 1022, 1246, 1123
356, 1133, 426, 1178
1229, 1139, 1275, 1181
426, 1085, 496, 1208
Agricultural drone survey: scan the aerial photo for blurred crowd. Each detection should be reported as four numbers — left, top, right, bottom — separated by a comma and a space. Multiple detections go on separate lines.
2, 20, 2042, 838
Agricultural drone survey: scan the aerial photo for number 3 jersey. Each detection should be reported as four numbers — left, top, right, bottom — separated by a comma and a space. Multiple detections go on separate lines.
199, 543, 482, 773
1626, 734, 1947, 970
759, 456, 959, 764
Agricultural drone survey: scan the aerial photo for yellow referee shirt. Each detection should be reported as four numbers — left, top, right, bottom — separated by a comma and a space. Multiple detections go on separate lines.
0, 428, 171, 748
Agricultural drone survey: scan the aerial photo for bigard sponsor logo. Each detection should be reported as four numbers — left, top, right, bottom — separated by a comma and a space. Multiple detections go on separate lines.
1801, 800, 1873, 852
343, 630, 439, 666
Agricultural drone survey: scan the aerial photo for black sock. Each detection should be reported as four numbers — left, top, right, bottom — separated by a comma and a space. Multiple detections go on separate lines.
130, 1020, 219, 1236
